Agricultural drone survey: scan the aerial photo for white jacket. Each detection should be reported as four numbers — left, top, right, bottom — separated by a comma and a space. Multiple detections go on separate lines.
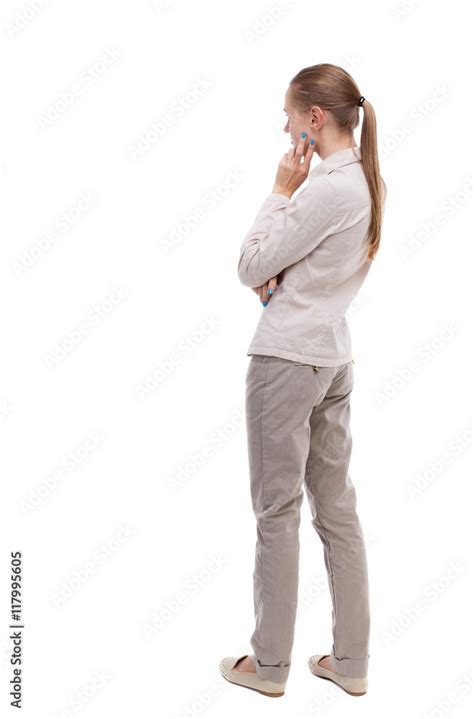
238, 145, 385, 366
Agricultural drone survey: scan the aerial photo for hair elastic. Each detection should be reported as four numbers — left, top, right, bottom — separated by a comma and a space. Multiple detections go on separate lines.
358, 96, 366, 106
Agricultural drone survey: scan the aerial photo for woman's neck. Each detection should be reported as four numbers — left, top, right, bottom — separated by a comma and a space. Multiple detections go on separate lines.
317, 135, 356, 161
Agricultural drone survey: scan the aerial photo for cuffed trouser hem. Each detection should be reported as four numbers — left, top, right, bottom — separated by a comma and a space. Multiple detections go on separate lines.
330, 652, 369, 678
254, 657, 291, 683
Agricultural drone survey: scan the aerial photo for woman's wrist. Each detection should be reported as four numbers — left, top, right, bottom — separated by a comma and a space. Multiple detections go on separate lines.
272, 185, 292, 199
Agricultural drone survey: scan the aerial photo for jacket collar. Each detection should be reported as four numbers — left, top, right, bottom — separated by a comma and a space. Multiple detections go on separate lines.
309, 145, 361, 177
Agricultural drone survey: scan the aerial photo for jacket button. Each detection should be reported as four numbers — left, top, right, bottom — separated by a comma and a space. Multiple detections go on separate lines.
312, 366, 320, 372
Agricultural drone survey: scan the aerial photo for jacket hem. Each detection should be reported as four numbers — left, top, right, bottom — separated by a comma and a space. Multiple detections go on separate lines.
247, 345, 353, 367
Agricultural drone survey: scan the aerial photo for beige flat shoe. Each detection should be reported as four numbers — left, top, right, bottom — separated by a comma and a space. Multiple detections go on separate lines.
308, 654, 368, 696
219, 655, 286, 697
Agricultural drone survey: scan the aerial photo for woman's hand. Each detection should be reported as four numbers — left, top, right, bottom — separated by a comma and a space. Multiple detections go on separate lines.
251, 275, 279, 305
272, 132, 316, 199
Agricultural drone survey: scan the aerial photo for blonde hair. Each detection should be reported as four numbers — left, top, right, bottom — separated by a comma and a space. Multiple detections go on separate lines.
290, 63, 386, 261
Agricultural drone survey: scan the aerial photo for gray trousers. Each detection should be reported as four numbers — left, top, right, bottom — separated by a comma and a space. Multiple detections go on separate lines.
245, 354, 370, 683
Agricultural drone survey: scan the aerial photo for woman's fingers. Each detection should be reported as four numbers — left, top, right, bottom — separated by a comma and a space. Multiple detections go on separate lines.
258, 277, 279, 304
302, 135, 316, 171
293, 133, 307, 162
251, 276, 280, 305
267, 276, 278, 296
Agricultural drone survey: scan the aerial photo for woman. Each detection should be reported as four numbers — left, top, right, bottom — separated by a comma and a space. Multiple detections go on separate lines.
220, 63, 387, 698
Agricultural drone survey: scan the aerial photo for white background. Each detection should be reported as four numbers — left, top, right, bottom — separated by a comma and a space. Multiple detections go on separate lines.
0, 0, 471, 717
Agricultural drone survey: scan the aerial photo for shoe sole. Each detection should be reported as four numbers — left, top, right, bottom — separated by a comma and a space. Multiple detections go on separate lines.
308, 658, 367, 696
309, 671, 366, 696
220, 674, 285, 697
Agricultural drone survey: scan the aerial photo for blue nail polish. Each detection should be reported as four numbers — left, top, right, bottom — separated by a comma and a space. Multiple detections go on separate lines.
310, 139, 314, 145
267, 288, 273, 295
262, 301, 268, 307
301, 132, 307, 139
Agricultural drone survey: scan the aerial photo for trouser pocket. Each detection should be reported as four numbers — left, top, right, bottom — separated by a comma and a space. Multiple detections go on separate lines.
292, 362, 321, 371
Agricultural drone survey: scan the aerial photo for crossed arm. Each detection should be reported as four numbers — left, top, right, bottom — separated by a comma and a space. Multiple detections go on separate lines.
237, 174, 340, 289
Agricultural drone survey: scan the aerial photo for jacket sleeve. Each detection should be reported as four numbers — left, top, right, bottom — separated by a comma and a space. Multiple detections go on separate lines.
237, 174, 340, 287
